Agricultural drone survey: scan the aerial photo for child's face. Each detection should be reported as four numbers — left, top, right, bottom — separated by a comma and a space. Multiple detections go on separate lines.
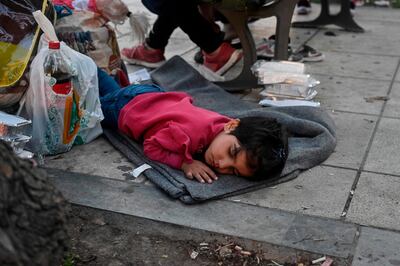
204, 121, 255, 177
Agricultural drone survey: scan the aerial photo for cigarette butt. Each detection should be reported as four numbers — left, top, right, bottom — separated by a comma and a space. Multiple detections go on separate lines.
312, 256, 326, 264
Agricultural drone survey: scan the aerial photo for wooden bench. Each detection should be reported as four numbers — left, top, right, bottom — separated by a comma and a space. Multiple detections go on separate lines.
214, 0, 298, 91
292, 0, 364, 32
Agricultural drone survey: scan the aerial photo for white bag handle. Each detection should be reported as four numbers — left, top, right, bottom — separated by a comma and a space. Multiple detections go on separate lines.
32, 10, 59, 42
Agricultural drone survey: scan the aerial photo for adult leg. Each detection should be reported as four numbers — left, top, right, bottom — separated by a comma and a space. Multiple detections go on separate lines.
123, 0, 222, 61
121, 0, 178, 67
122, 0, 240, 74
121, 15, 173, 68
143, 0, 222, 52
146, 15, 178, 50
166, 0, 240, 75
168, 0, 223, 53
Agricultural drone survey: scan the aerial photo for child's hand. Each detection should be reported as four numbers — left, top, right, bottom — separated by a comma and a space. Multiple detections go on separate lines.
181, 160, 218, 184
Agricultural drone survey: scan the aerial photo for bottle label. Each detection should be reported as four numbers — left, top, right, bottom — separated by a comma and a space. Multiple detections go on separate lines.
52, 80, 72, 95
48, 77, 57, 87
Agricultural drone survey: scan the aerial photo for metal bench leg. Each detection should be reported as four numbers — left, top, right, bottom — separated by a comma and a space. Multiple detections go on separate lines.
213, 0, 297, 91
214, 9, 259, 91
273, 1, 298, 60
292, 0, 364, 32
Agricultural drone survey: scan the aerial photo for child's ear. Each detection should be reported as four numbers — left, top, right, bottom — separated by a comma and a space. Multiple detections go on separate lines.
224, 119, 240, 133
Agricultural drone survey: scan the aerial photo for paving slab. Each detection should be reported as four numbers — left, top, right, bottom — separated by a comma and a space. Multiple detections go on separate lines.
352, 226, 400, 266
305, 51, 397, 81
291, 5, 400, 28
315, 75, 390, 115
355, 6, 400, 22
346, 172, 400, 231
364, 117, 400, 175
44, 137, 141, 182
307, 20, 400, 56
384, 81, 400, 118
323, 112, 376, 169
396, 64, 400, 82
47, 169, 359, 258
228, 166, 356, 219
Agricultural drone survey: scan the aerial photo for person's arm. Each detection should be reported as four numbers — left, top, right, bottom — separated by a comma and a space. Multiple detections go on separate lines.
143, 123, 217, 183
143, 125, 192, 169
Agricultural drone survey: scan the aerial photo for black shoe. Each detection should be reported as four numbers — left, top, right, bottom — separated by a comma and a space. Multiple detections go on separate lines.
296, 0, 312, 15
194, 50, 204, 64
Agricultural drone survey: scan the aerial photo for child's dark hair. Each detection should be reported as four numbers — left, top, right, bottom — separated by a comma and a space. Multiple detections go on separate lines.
230, 116, 288, 181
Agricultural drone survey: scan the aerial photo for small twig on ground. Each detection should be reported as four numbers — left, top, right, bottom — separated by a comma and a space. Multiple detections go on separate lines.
292, 234, 313, 244
269, 260, 283, 266
215, 242, 234, 252
364, 96, 390, 103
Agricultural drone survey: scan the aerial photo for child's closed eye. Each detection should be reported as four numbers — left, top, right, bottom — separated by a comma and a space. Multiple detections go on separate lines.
230, 145, 241, 158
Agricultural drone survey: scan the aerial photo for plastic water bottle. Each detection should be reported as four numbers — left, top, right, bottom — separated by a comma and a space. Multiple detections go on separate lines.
43, 41, 73, 95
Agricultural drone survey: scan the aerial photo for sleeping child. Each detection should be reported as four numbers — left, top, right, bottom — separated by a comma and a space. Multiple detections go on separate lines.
98, 68, 288, 183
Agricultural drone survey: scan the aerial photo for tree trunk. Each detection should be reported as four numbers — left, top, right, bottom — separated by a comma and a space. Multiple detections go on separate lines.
0, 141, 69, 266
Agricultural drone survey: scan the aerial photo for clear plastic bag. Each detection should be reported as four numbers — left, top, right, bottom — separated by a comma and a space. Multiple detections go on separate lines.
0, 111, 33, 158
252, 60, 306, 78
24, 36, 103, 155
95, 0, 129, 24
260, 75, 320, 100
252, 60, 320, 101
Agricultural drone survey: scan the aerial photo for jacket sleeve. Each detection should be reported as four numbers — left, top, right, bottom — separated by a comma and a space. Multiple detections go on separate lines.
143, 122, 193, 169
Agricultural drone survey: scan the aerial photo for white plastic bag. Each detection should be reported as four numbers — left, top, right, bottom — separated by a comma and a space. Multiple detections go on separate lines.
25, 37, 103, 155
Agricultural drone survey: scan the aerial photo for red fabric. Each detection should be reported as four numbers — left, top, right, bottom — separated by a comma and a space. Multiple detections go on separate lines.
118, 92, 230, 169
116, 69, 130, 87
51, 0, 97, 11
52, 0, 74, 9
88, 0, 97, 12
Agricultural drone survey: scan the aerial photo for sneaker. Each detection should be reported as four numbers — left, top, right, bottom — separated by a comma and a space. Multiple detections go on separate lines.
297, 0, 312, 15
203, 42, 242, 75
293, 45, 324, 62
194, 50, 204, 64
121, 43, 165, 68
256, 38, 303, 62
256, 38, 275, 59
353, 0, 364, 7
374, 0, 390, 6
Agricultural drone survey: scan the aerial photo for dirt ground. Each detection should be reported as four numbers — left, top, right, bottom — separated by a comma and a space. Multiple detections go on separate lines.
64, 206, 326, 266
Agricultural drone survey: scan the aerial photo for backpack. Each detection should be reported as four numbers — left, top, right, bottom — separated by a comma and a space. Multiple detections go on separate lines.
0, 0, 55, 109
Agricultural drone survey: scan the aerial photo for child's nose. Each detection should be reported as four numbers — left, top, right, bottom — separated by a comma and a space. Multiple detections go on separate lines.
218, 157, 232, 169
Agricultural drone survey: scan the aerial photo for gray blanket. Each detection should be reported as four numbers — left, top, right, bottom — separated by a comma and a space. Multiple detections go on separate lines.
104, 56, 336, 204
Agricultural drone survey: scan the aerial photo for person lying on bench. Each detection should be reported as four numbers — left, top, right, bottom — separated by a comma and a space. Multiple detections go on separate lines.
98, 69, 288, 184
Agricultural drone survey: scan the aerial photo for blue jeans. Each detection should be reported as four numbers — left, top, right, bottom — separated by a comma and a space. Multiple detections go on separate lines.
97, 68, 164, 128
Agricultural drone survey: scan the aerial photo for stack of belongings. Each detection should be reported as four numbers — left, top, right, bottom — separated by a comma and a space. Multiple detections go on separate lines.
252, 60, 320, 107
0, 111, 33, 159
52, 0, 151, 87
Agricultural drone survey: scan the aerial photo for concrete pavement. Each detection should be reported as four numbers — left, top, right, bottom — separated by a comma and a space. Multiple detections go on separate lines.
45, 2, 400, 265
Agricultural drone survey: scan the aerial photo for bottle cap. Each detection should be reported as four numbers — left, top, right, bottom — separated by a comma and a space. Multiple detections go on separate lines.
48, 41, 60, 49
